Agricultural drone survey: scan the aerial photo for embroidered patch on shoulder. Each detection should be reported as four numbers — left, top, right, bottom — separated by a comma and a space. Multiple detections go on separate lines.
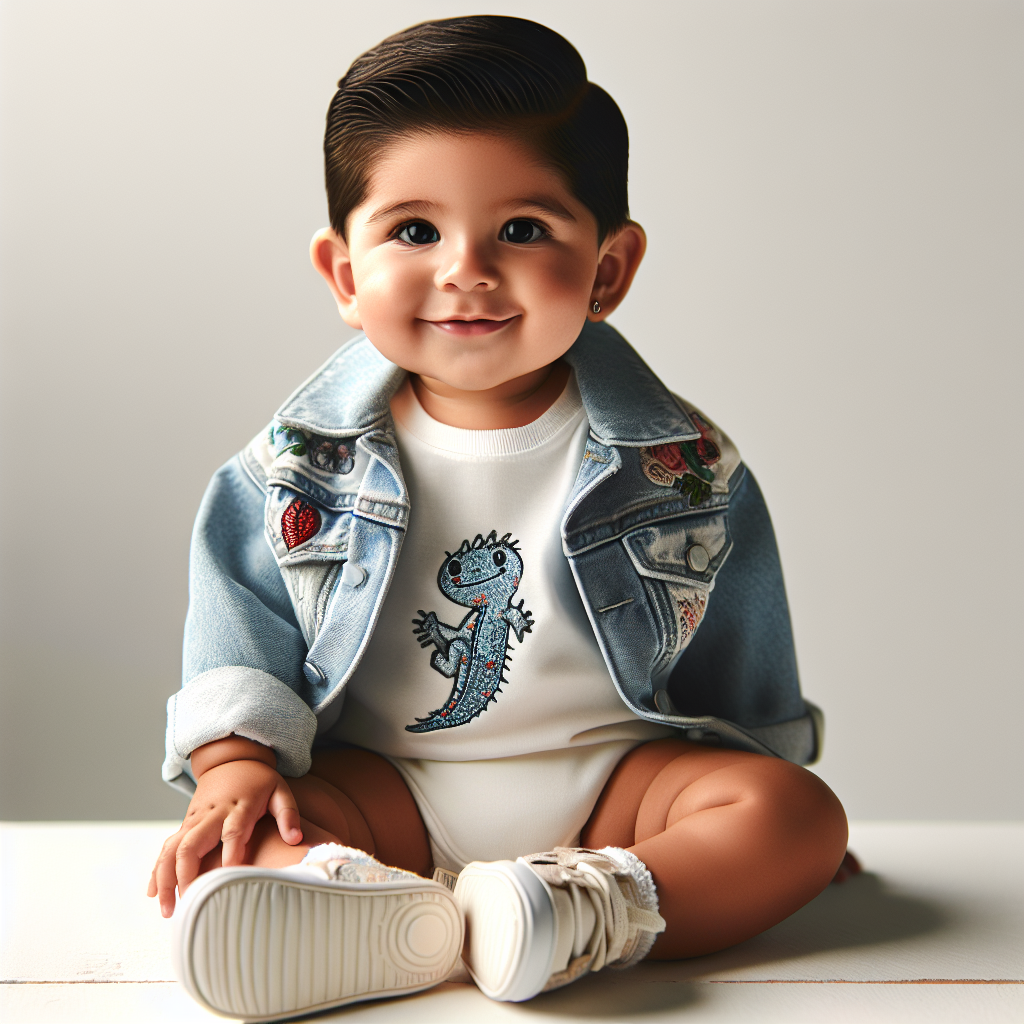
281, 498, 321, 549
308, 437, 354, 475
639, 412, 722, 507
406, 530, 534, 733
271, 425, 355, 475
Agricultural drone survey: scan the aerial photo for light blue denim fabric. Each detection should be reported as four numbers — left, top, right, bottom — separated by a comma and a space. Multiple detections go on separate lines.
163, 321, 821, 795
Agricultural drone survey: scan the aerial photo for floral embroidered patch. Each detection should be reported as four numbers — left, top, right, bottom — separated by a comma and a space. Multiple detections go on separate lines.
271, 425, 355, 475
639, 412, 721, 507
677, 591, 708, 645
281, 498, 321, 549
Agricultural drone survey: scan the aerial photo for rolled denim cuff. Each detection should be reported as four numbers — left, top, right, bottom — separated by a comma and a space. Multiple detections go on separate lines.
163, 667, 317, 788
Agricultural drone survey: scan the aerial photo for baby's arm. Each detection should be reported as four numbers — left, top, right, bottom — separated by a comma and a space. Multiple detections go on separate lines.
148, 736, 302, 918
155, 452, 318, 917
163, 453, 317, 797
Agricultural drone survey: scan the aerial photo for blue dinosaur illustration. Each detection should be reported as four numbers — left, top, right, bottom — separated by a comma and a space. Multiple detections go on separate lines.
407, 530, 534, 732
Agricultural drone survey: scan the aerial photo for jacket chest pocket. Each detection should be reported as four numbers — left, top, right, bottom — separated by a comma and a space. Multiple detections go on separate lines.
621, 511, 732, 673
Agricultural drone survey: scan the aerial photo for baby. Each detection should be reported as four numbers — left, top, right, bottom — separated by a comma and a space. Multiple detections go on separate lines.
150, 16, 847, 1021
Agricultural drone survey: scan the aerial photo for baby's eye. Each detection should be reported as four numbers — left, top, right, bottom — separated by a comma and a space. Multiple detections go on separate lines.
492, 550, 507, 567
501, 219, 545, 244
396, 221, 440, 245
447, 559, 462, 577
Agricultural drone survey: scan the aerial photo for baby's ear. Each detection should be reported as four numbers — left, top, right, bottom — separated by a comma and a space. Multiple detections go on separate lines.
310, 228, 361, 329
589, 222, 647, 321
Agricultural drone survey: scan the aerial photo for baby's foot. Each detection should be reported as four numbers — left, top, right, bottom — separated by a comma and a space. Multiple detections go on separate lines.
173, 844, 462, 1021
454, 846, 666, 1002
831, 849, 862, 884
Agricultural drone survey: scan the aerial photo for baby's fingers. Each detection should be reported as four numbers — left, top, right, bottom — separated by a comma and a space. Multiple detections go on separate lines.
175, 815, 229, 899
152, 832, 187, 918
219, 802, 262, 867
269, 780, 303, 845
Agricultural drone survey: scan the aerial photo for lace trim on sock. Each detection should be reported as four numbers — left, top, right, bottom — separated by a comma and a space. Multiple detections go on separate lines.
300, 843, 422, 883
597, 846, 664, 966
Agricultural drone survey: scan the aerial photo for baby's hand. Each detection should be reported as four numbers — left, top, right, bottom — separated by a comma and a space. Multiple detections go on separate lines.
147, 755, 301, 918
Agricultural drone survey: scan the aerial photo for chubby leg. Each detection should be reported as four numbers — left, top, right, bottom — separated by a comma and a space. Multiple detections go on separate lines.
581, 738, 847, 959
307, 748, 433, 876
196, 749, 431, 880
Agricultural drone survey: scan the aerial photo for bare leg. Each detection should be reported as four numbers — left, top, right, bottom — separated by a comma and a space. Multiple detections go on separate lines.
581, 738, 848, 959
194, 748, 431, 881
308, 748, 433, 877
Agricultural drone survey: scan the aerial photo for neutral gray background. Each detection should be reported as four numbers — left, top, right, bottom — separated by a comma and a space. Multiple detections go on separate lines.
1, 0, 1020, 822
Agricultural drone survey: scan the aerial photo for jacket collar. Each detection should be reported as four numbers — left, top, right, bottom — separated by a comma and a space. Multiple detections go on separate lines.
563, 321, 699, 446
275, 320, 699, 445
275, 335, 405, 435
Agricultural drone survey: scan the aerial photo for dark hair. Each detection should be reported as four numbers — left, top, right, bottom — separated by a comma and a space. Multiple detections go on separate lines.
324, 16, 629, 241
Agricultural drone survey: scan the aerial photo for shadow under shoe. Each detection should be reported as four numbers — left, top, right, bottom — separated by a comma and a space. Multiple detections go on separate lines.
173, 845, 463, 1022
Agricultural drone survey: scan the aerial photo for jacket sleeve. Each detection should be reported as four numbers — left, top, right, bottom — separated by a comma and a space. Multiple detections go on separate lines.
666, 467, 808, 729
162, 455, 317, 794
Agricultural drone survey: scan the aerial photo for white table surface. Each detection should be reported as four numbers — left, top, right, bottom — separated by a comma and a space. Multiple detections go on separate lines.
2, 821, 1021, 1022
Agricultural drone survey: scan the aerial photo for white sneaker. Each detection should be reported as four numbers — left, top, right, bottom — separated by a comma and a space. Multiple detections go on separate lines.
173, 844, 463, 1022
454, 846, 666, 1002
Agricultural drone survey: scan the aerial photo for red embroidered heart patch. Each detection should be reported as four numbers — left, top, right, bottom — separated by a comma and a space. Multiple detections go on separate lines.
281, 498, 321, 549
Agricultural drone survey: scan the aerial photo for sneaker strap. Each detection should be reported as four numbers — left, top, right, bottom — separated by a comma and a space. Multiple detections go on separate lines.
598, 846, 667, 968
520, 847, 666, 973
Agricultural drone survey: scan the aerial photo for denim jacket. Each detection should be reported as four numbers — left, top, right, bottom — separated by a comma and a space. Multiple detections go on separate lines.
163, 321, 822, 795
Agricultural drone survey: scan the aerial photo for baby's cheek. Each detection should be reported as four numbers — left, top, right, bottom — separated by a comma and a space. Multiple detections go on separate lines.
532, 241, 598, 294
520, 299, 589, 365
520, 257, 593, 323
356, 265, 419, 321
353, 274, 425, 360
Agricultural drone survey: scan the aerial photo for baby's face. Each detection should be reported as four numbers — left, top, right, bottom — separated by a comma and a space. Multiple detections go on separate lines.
340, 132, 602, 391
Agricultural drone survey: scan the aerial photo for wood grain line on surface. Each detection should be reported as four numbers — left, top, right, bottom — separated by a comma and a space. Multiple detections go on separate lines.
1, 980, 176, 985
706, 979, 1023, 985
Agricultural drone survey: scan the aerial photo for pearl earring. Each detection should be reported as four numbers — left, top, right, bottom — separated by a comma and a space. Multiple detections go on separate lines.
591, 300, 601, 314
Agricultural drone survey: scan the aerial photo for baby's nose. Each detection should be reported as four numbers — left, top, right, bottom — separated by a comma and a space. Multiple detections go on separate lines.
435, 238, 500, 292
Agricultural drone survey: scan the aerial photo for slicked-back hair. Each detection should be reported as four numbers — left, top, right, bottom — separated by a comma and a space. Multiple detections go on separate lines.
324, 16, 629, 241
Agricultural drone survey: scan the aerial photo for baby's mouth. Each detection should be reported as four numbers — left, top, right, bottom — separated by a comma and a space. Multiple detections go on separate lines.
429, 315, 520, 337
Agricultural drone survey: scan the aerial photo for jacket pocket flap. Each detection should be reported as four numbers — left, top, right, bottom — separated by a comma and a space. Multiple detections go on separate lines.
622, 511, 732, 587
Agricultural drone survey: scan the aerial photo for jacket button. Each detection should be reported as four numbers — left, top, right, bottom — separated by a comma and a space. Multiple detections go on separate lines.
303, 660, 326, 685
341, 562, 366, 587
686, 544, 710, 572
654, 689, 677, 715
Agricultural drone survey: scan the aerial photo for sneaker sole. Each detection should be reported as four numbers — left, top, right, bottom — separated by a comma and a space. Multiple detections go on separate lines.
454, 860, 556, 1002
173, 866, 463, 1021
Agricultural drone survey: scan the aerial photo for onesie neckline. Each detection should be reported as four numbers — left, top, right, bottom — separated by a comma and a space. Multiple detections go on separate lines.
391, 371, 585, 457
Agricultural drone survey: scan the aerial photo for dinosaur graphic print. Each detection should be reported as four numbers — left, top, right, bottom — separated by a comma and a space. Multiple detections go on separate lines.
406, 530, 534, 732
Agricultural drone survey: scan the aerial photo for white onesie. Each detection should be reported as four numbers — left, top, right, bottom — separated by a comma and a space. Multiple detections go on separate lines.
327, 372, 671, 870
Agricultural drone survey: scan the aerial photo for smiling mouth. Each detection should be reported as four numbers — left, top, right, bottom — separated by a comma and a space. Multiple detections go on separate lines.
451, 569, 505, 587
428, 315, 520, 337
